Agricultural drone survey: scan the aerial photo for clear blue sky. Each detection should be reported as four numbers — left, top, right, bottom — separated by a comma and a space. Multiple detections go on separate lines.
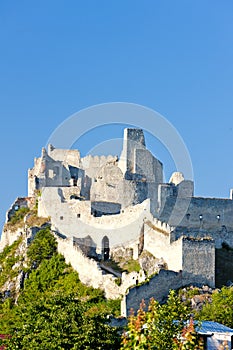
0, 1, 233, 230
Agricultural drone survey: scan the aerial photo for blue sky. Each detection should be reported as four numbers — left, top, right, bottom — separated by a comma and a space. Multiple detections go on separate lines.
0, 1, 233, 230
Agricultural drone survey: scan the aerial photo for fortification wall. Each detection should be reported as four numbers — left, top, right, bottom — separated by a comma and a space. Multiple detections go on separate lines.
183, 198, 233, 230
144, 220, 215, 287
39, 187, 152, 251
91, 178, 136, 208
182, 238, 215, 287
144, 220, 183, 272
134, 149, 163, 183
61, 187, 82, 201
0, 228, 24, 252
81, 155, 117, 179
121, 269, 183, 316
123, 128, 146, 174
90, 163, 136, 207
47, 146, 81, 168
174, 226, 233, 250
160, 197, 233, 247
55, 233, 146, 299
121, 248, 215, 317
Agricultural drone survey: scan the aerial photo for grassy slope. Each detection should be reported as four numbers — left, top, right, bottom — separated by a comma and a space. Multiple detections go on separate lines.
0, 227, 120, 334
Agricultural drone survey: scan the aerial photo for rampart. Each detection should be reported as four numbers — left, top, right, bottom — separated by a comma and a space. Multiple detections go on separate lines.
39, 187, 153, 252
121, 269, 183, 317
144, 220, 215, 287
160, 196, 233, 248
54, 233, 146, 299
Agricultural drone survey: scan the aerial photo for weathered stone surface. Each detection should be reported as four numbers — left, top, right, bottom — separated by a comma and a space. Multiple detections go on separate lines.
138, 250, 165, 276
2, 127, 233, 316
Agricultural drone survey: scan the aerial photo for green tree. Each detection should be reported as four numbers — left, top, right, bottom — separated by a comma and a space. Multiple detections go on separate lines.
197, 286, 233, 328
0, 229, 121, 348
1, 293, 120, 350
121, 290, 203, 350
27, 227, 57, 267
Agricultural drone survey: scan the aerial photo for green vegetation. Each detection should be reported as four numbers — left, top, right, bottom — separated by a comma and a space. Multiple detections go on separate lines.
0, 228, 121, 349
115, 277, 122, 286
27, 227, 57, 267
121, 258, 141, 273
9, 207, 29, 225
1, 227, 233, 349
4, 206, 49, 232
121, 290, 203, 350
0, 237, 22, 263
197, 286, 233, 328
4, 207, 30, 231
3, 294, 120, 350
25, 208, 50, 227
102, 259, 123, 273
0, 237, 23, 291
102, 257, 141, 275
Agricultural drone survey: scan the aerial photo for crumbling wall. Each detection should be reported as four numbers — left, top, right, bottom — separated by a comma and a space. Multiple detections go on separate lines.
0, 228, 24, 252
90, 163, 136, 207
47, 145, 81, 168
121, 247, 215, 317
121, 269, 183, 316
119, 128, 146, 175
144, 220, 215, 288
144, 220, 183, 272
81, 155, 117, 179
160, 197, 233, 248
54, 233, 146, 299
39, 187, 152, 252
182, 238, 215, 287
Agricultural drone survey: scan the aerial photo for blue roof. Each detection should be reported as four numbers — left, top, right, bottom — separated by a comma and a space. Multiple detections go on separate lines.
197, 321, 233, 335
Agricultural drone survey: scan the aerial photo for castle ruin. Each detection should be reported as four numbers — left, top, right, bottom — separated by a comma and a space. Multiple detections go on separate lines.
2, 128, 233, 315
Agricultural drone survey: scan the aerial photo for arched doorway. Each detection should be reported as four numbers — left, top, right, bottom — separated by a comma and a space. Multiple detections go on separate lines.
102, 236, 110, 261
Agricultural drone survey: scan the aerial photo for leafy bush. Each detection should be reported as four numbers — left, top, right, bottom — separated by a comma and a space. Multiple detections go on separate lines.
121, 290, 203, 350
8, 207, 30, 226
1, 293, 120, 350
0, 237, 23, 289
0, 226, 121, 347
197, 286, 233, 328
121, 259, 141, 273
27, 227, 57, 267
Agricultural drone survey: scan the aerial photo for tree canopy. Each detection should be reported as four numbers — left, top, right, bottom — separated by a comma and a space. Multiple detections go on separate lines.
0, 228, 120, 349
121, 291, 204, 350
197, 286, 233, 328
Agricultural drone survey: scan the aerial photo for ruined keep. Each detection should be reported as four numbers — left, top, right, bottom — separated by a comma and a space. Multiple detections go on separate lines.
2, 127, 233, 314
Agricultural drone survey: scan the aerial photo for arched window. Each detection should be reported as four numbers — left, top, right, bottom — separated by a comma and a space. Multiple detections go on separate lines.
102, 236, 110, 261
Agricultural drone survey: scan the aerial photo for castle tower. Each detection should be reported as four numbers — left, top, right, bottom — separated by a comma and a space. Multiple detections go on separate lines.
119, 128, 163, 215
118, 128, 146, 175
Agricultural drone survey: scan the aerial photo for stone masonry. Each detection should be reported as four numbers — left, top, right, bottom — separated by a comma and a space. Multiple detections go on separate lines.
2, 128, 233, 316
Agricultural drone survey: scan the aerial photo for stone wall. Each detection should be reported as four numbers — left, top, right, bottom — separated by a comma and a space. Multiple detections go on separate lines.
143, 220, 215, 287
121, 269, 183, 316
90, 163, 136, 208
119, 128, 146, 174
160, 196, 233, 248
182, 238, 215, 287
121, 250, 215, 317
54, 233, 146, 299
0, 228, 24, 252
134, 149, 163, 183
81, 155, 117, 179
39, 187, 153, 253
47, 145, 81, 167
144, 219, 183, 272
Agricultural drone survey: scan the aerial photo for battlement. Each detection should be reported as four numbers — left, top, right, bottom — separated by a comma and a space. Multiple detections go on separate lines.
16, 126, 233, 301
